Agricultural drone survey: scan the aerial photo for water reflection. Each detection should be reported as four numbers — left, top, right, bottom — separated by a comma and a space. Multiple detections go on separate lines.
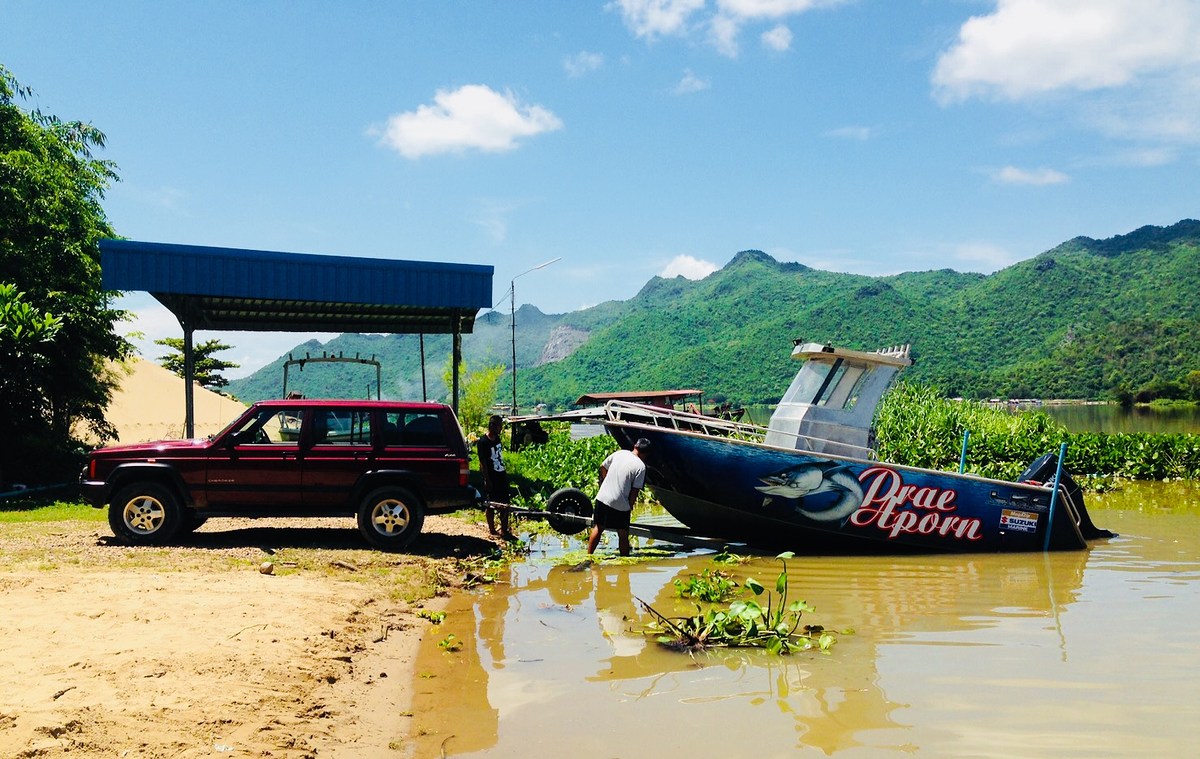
406, 482, 1200, 758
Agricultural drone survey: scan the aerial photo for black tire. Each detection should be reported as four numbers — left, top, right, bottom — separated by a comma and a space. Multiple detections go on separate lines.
108, 482, 184, 545
546, 487, 593, 535
357, 487, 424, 551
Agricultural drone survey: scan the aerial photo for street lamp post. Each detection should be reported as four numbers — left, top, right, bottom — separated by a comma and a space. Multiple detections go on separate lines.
510, 257, 561, 415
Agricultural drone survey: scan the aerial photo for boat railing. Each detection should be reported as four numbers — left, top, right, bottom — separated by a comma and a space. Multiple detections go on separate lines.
602, 400, 876, 458
604, 400, 765, 440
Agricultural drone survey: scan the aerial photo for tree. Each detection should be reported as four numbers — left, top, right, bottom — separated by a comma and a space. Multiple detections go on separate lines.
0, 65, 133, 485
442, 361, 506, 433
154, 337, 240, 390
0, 283, 63, 346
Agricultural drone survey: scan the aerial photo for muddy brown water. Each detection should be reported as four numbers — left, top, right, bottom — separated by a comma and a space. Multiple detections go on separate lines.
406, 481, 1200, 758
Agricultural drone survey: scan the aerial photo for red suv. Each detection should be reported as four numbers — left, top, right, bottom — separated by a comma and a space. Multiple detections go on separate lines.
81, 399, 478, 551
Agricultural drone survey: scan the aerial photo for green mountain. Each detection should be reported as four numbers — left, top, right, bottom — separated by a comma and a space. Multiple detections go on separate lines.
227, 220, 1200, 406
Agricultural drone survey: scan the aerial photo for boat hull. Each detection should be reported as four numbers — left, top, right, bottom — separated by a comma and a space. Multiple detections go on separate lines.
606, 423, 1095, 553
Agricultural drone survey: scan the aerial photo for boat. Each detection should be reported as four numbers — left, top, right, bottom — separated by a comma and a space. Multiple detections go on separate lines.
599, 341, 1112, 553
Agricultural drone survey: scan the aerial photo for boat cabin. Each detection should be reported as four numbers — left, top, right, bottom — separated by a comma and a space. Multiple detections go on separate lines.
573, 389, 705, 412
764, 342, 911, 457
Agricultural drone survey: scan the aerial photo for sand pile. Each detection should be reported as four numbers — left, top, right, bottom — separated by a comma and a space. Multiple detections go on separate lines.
100, 358, 248, 443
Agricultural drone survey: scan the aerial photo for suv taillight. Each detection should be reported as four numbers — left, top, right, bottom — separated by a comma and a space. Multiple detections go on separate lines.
459, 461, 468, 486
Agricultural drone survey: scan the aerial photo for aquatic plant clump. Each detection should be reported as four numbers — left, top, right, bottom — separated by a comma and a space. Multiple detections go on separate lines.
640, 553, 838, 656
874, 382, 1200, 480
673, 568, 740, 602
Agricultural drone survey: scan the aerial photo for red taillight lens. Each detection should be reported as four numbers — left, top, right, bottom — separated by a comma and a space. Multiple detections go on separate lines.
459, 461, 468, 486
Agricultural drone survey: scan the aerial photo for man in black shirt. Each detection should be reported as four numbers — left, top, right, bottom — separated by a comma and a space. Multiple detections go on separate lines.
477, 414, 513, 538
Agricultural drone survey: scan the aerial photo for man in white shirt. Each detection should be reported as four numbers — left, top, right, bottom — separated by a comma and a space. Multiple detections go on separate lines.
587, 438, 650, 556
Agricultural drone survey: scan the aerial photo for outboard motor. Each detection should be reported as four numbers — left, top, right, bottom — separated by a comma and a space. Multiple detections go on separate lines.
1019, 453, 1114, 540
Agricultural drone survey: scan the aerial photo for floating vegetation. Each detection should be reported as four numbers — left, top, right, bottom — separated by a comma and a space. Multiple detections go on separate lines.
417, 609, 446, 625
673, 567, 740, 602
711, 547, 752, 565
460, 539, 531, 587
639, 552, 838, 656
535, 548, 677, 567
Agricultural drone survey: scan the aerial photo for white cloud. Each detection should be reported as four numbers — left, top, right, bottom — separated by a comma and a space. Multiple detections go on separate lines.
933, 0, 1200, 102
709, 13, 742, 56
1106, 146, 1178, 167
994, 165, 1070, 185
612, 0, 841, 55
717, 0, 835, 19
375, 85, 563, 159
660, 254, 719, 279
761, 24, 793, 51
564, 51, 605, 77
472, 199, 520, 243
674, 69, 711, 94
825, 125, 873, 140
951, 241, 1021, 272
610, 0, 706, 38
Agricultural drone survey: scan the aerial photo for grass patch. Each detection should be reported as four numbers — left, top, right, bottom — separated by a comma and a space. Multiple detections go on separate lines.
0, 497, 105, 523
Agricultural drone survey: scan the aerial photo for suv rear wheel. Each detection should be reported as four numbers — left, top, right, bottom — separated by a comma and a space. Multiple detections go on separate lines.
109, 482, 183, 545
357, 487, 424, 551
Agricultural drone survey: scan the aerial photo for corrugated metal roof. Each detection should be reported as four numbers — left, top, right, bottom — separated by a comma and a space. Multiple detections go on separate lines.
100, 239, 494, 333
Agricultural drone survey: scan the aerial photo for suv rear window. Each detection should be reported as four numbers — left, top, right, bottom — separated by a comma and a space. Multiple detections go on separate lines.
383, 411, 448, 447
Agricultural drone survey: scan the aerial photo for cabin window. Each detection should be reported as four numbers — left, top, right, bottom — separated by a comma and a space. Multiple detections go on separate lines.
841, 365, 871, 410
779, 358, 872, 410
779, 359, 837, 405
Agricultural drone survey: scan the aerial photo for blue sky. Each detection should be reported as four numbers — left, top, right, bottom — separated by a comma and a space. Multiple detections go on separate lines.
4, 1, 1198, 377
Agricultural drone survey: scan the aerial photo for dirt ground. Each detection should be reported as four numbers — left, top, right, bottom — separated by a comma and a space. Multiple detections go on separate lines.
0, 514, 500, 758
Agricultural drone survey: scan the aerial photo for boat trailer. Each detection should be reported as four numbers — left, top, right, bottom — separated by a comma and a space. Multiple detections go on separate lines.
503, 488, 737, 551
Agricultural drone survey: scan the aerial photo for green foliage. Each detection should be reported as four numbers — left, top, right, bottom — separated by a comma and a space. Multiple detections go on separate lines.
875, 382, 1067, 479
437, 634, 461, 652
154, 337, 240, 390
417, 609, 446, 625
641, 553, 836, 655
673, 568, 740, 602
0, 283, 63, 346
0, 496, 104, 522
874, 382, 1200, 480
504, 425, 618, 507
444, 361, 506, 433
229, 222, 1200, 410
0, 65, 133, 486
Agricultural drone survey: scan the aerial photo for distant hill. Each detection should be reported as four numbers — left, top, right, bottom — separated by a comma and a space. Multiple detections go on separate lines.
227, 220, 1200, 406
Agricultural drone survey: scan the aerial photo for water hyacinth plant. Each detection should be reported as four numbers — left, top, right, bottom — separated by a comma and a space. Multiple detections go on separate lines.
640, 553, 837, 656
874, 382, 1200, 480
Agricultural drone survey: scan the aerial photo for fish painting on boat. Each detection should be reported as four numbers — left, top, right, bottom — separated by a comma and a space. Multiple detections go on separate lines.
601, 342, 1111, 553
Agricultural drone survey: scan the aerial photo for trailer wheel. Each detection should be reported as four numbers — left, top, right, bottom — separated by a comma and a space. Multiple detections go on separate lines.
546, 488, 593, 535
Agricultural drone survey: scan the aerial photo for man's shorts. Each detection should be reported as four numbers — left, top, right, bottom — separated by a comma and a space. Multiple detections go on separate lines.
592, 500, 631, 530
484, 473, 511, 506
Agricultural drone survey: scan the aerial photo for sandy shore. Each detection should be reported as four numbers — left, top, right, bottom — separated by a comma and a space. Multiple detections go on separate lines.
4, 360, 498, 757
0, 515, 497, 758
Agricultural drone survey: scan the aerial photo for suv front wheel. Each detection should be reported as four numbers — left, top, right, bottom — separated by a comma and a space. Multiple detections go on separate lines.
109, 482, 184, 545
357, 487, 424, 551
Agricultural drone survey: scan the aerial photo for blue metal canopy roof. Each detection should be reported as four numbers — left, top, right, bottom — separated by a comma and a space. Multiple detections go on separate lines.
100, 239, 494, 333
